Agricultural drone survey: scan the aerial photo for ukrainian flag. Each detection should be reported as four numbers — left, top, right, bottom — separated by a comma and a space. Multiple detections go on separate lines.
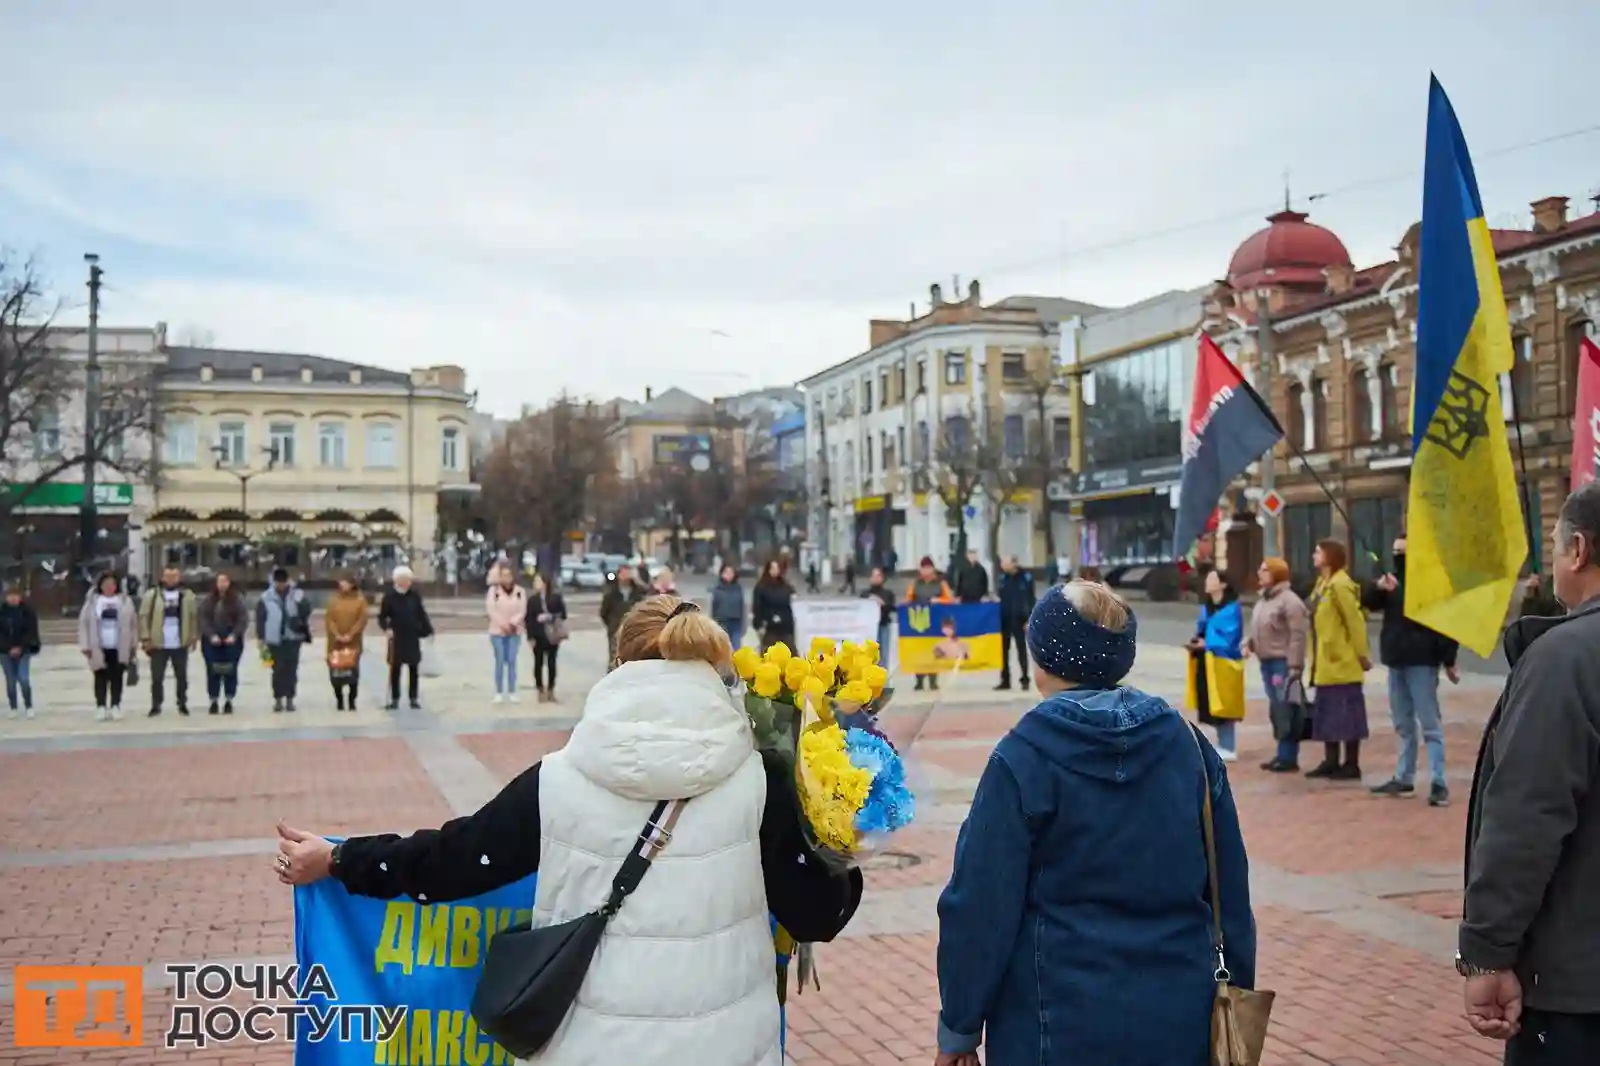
1404, 76, 1527, 656
896, 602, 1003, 674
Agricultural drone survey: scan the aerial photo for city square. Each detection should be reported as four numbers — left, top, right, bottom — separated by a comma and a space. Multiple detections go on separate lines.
1, 604, 1511, 1065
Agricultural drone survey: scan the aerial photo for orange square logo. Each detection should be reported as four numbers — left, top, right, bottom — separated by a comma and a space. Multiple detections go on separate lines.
13, 966, 143, 1047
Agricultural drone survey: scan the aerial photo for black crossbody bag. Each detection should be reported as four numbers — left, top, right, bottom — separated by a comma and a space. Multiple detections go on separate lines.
469, 798, 687, 1058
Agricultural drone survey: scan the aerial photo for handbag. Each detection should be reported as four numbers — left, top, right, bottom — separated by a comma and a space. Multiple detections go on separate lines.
1187, 724, 1276, 1065
125, 656, 140, 687
470, 798, 687, 1058
1269, 676, 1313, 742
543, 617, 570, 645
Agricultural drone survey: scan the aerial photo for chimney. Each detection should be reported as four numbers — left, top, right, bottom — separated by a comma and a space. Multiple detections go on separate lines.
930, 283, 944, 308
645, 386, 654, 402
1531, 196, 1569, 234
1324, 262, 1354, 296
967, 279, 981, 305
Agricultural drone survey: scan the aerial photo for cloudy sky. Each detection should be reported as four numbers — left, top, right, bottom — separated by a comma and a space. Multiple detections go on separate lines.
4, 1, 1596, 415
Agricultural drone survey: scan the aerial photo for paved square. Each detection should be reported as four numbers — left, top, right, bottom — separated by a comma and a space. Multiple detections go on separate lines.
0, 625, 1513, 1064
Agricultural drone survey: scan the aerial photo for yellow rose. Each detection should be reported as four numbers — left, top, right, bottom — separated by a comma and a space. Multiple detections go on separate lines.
837, 679, 873, 705
732, 646, 761, 682
763, 642, 793, 667
809, 636, 836, 659
837, 646, 859, 673
753, 662, 783, 699
861, 639, 880, 662
811, 654, 837, 686
795, 675, 831, 718
844, 658, 867, 683
862, 663, 889, 695
783, 656, 812, 692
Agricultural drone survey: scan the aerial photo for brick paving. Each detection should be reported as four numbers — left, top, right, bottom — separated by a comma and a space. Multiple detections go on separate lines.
0, 635, 1516, 1065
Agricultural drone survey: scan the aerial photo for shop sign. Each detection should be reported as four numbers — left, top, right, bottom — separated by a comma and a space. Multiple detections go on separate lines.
1052, 459, 1184, 500
0, 482, 135, 508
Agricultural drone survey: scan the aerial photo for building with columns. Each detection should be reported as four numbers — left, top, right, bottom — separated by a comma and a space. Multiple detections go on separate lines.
1204, 194, 1600, 587
801, 281, 1100, 574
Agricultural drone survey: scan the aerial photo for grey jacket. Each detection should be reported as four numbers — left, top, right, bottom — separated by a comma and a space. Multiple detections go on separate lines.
1461, 595, 1600, 1012
710, 580, 744, 624
255, 585, 312, 646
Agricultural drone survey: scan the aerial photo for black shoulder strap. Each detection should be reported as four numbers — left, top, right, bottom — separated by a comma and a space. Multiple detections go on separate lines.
600, 799, 687, 917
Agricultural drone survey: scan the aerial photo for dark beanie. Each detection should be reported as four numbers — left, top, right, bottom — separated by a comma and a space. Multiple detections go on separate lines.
1026, 584, 1138, 689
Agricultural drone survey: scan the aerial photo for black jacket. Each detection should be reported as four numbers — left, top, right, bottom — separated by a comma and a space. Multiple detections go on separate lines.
525, 589, 568, 647
1461, 595, 1600, 1011
997, 568, 1036, 623
600, 582, 647, 634
751, 580, 795, 636
0, 601, 41, 656
331, 757, 863, 945
1359, 559, 1458, 669
378, 587, 434, 665
862, 583, 895, 626
952, 560, 989, 604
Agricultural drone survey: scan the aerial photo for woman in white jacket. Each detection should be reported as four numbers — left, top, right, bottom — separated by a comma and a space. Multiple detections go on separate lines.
275, 595, 862, 1065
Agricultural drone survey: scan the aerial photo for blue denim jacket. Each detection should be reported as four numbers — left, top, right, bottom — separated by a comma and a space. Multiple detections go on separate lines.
935, 687, 1256, 1065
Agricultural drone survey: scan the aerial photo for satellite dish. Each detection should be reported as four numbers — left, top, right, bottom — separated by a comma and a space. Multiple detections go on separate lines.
689, 454, 711, 473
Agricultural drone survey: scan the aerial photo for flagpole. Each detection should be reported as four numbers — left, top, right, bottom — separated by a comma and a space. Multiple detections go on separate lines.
1507, 369, 1539, 574
1277, 433, 1383, 569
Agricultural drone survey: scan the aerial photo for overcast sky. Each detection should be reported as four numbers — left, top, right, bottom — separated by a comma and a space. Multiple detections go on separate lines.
4, 1, 1596, 415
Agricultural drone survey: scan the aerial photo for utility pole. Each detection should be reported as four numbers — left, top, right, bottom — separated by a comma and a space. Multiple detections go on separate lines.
816, 409, 832, 569
80, 254, 104, 570
1256, 288, 1279, 558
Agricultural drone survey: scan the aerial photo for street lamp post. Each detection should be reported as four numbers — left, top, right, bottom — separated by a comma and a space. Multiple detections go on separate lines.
213, 444, 279, 573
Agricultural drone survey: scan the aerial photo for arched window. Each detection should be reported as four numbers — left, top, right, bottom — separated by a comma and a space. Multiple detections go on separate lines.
1350, 366, 1373, 444
1379, 362, 1404, 440
1311, 377, 1329, 450
1500, 334, 1535, 424
1286, 383, 1306, 452
1569, 319, 1595, 418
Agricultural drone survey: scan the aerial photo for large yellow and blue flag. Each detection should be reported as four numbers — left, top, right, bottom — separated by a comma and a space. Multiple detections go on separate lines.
1404, 76, 1527, 656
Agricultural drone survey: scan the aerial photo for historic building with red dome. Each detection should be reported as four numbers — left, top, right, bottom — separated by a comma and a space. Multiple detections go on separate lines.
1201, 195, 1600, 591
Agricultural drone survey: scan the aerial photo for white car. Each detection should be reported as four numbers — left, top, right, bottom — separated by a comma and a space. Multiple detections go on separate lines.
570, 562, 607, 589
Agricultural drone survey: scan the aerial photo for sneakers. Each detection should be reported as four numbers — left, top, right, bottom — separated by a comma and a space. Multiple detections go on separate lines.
1371, 779, 1416, 798
1429, 784, 1451, 807
1216, 748, 1238, 763
24, 706, 33, 719
492, 694, 505, 705
110, 705, 124, 721
96, 705, 109, 722
5, 707, 16, 719
508, 692, 520, 704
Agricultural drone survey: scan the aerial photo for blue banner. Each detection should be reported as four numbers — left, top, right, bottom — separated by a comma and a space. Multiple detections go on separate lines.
292, 861, 536, 1065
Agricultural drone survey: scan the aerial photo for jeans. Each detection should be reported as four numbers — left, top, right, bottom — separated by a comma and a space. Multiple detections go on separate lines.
877, 623, 892, 668
490, 634, 520, 693
2, 653, 32, 709
718, 619, 744, 649
202, 641, 241, 699
1388, 663, 1447, 787
148, 647, 190, 710
1260, 657, 1299, 765
1213, 720, 1237, 753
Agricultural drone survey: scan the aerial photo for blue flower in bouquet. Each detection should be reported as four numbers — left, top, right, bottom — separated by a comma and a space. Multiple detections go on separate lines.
845, 728, 915, 835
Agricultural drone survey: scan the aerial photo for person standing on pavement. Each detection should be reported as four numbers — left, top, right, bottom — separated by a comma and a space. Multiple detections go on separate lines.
862, 566, 896, 669
1187, 569, 1246, 761
601, 564, 648, 662
952, 547, 988, 604
805, 561, 819, 594
1363, 537, 1461, 806
198, 572, 248, 715
256, 567, 312, 712
139, 565, 199, 717
485, 566, 527, 703
995, 555, 1035, 692
839, 558, 856, 594
1, 583, 41, 718
379, 565, 433, 710
1459, 481, 1600, 1063
752, 559, 796, 653
1245, 557, 1310, 773
1304, 539, 1372, 781
526, 573, 568, 702
78, 572, 136, 721
711, 564, 746, 648
906, 557, 954, 692
325, 575, 370, 711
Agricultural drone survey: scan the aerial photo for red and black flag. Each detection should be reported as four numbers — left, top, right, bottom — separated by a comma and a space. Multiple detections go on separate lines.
1172, 335, 1284, 559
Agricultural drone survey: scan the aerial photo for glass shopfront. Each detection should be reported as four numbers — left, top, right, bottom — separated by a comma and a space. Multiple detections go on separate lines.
1081, 339, 1195, 467
1079, 491, 1176, 568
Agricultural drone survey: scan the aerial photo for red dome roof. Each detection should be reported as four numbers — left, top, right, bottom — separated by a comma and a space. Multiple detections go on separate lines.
1227, 209, 1352, 291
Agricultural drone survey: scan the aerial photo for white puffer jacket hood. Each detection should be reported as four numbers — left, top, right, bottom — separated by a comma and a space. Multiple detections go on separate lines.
564, 658, 753, 801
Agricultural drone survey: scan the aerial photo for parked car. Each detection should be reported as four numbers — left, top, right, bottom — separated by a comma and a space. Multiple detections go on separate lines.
569, 562, 606, 590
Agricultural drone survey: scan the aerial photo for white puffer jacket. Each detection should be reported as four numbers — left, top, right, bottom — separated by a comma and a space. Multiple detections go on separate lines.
528, 659, 781, 1066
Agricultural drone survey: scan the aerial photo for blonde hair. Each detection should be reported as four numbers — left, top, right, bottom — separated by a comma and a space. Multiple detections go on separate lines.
1061, 580, 1131, 633
652, 566, 676, 586
614, 595, 731, 667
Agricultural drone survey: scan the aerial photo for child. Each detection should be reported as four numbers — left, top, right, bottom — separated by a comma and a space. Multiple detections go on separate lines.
932, 616, 969, 665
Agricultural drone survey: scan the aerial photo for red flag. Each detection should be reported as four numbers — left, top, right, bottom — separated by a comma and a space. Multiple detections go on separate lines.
1573, 336, 1600, 492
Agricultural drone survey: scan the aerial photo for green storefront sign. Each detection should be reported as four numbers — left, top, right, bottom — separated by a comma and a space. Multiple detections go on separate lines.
0, 482, 136, 508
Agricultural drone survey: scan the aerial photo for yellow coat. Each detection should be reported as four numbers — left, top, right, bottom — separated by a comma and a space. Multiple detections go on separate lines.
1309, 570, 1369, 687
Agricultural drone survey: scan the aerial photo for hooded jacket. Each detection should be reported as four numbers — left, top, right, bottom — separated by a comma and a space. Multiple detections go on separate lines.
936, 686, 1255, 1065
533, 659, 780, 1064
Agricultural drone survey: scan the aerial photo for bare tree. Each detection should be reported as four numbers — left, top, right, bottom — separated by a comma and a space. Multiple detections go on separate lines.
924, 407, 987, 561
478, 396, 619, 559
973, 410, 1034, 571
0, 256, 160, 527
1017, 366, 1070, 564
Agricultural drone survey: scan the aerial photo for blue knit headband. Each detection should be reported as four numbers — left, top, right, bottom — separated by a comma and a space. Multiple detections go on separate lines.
1026, 585, 1138, 689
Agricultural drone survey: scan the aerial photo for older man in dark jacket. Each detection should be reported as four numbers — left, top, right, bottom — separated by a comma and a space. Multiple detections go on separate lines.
994, 556, 1036, 691
1459, 481, 1600, 1063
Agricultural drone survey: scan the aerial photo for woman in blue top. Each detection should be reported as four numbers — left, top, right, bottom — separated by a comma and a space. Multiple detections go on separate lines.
934, 581, 1256, 1066
1187, 568, 1246, 761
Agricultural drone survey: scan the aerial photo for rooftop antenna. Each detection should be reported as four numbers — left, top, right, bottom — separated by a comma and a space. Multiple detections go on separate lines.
1283, 167, 1292, 212
1588, 185, 1600, 215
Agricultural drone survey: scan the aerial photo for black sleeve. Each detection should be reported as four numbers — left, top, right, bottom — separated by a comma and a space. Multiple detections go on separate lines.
524, 594, 539, 632
333, 763, 543, 903
1359, 581, 1389, 613
554, 593, 568, 620
377, 593, 393, 631
759, 752, 864, 943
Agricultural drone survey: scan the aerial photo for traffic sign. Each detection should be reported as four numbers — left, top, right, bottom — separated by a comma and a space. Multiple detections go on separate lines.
1260, 490, 1285, 518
